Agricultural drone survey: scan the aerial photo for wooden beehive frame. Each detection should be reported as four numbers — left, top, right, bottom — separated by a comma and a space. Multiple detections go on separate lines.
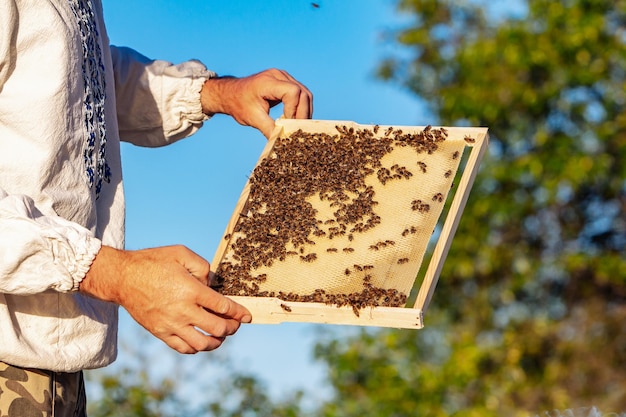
212, 119, 488, 328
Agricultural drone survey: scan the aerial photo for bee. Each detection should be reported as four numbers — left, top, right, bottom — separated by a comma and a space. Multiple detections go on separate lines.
397, 258, 410, 264
417, 161, 427, 173
444, 170, 452, 178
464, 136, 475, 144
300, 253, 317, 262
326, 248, 338, 253
452, 151, 460, 160
345, 268, 351, 275
373, 124, 380, 134
224, 234, 231, 240
280, 303, 292, 312
411, 199, 423, 211
343, 247, 355, 253
433, 193, 444, 202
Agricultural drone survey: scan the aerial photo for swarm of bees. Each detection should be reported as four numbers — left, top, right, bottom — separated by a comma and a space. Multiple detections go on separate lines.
213, 125, 463, 313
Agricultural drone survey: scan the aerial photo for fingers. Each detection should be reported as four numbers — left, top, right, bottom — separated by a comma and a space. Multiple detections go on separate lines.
163, 291, 248, 354
164, 331, 226, 354
262, 69, 313, 120
201, 68, 313, 138
279, 81, 313, 120
114, 245, 251, 355
254, 70, 312, 138
172, 245, 210, 285
196, 286, 252, 323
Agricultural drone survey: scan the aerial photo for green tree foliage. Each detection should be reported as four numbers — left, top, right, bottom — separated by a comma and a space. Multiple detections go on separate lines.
88, 369, 187, 417
313, 0, 626, 415
87, 362, 306, 417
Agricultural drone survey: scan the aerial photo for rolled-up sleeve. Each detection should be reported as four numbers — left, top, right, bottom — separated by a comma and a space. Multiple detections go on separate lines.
110, 45, 215, 147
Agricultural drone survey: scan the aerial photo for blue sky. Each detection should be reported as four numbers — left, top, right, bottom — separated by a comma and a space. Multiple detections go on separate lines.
99, 0, 427, 401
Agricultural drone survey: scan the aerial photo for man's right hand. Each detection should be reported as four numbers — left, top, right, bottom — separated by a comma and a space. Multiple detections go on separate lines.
80, 245, 251, 354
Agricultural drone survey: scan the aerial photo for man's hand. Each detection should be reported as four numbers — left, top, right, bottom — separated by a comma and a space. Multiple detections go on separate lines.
200, 68, 313, 138
80, 245, 251, 354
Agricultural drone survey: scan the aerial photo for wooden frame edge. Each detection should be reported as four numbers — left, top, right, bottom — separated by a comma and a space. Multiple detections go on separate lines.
229, 296, 424, 329
413, 129, 490, 313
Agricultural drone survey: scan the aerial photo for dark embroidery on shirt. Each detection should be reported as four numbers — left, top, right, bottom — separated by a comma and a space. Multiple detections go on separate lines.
68, 0, 111, 199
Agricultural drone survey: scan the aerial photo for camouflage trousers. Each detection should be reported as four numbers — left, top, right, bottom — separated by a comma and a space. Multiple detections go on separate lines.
0, 362, 86, 417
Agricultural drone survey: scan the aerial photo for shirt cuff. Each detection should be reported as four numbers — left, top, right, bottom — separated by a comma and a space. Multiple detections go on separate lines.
49, 227, 102, 292
161, 61, 216, 140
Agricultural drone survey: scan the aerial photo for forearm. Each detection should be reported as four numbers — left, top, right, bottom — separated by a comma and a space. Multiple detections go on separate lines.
80, 245, 124, 303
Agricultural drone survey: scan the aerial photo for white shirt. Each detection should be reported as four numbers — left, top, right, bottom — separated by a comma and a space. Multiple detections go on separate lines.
0, 0, 214, 372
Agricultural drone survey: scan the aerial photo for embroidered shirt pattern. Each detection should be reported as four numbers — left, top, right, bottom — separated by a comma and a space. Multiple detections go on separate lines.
68, 0, 111, 198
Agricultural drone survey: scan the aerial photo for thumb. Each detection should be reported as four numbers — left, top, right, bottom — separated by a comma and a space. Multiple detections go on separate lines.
250, 108, 276, 139
173, 245, 211, 285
